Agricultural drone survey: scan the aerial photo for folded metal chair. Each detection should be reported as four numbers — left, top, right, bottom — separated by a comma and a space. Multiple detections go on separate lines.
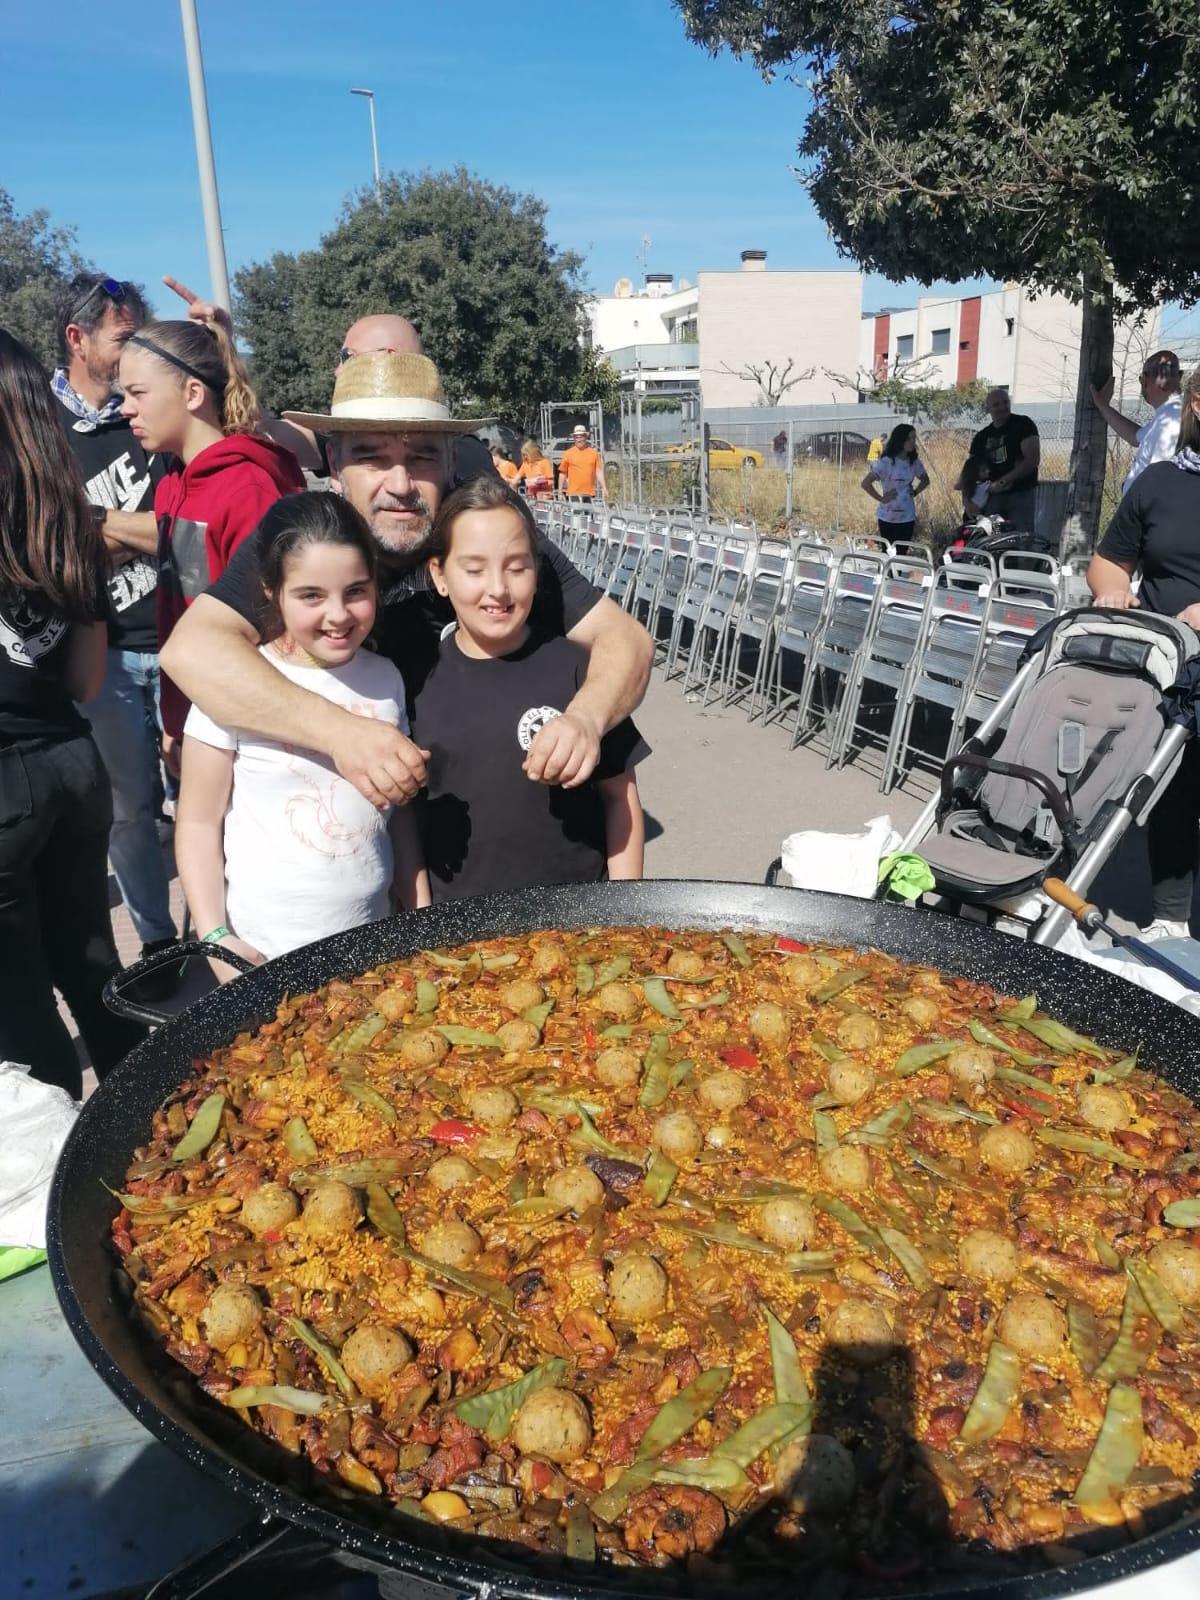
903, 607, 1200, 942
765, 542, 836, 729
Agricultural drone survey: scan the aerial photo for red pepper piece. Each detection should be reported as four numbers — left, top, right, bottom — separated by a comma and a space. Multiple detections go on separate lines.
528, 1460, 555, 1492
720, 1046, 760, 1072
776, 937, 810, 953
429, 1119, 481, 1144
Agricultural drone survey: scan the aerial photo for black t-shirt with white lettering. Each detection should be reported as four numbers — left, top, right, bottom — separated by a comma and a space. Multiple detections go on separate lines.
54, 397, 166, 652
970, 413, 1040, 487
409, 630, 648, 901
207, 526, 604, 711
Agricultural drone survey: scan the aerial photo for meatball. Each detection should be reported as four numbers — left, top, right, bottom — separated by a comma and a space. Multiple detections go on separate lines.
376, 985, 416, 1022
596, 1047, 640, 1088
827, 1059, 876, 1106
241, 1181, 299, 1238
465, 1085, 520, 1129
422, 1221, 482, 1268
835, 1013, 882, 1052
497, 1018, 540, 1052
653, 1111, 703, 1164
774, 1433, 856, 1514
958, 1228, 1020, 1283
697, 1069, 751, 1114
531, 941, 567, 977
1149, 1241, 1200, 1308
597, 982, 639, 1021
996, 1294, 1067, 1361
825, 1298, 894, 1366
818, 1144, 871, 1192
757, 1196, 818, 1251
979, 1122, 1037, 1176
1077, 1084, 1132, 1132
342, 1323, 413, 1397
782, 954, 825, 991
608, 1253, 670, 1321
399, 1029, 451, 1068
426, 1155, 477, 1193
202, 1283, 262, 1352
545, 1164, 605, 1214
946, 1045, 996, 1093
499, 978, 545, 1014
666, 948, 707, 978
511, 1386, 593, 1462
749, 1002, 791, 1050
302, 1180, 360, 1243
900, 994, 941, 1029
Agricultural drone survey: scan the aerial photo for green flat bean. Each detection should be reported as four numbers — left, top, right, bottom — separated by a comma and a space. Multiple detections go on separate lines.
576, 961, 596, 995
848, 1100, 913, 1146
292, 1155, 421, 1189
641, 977, 680, 1018
660, 1218, 778, 1256
635, 1367, 731, 1461
715, 1402, 813, 1468
1075, 1385, 1143, 1515
1000, 994, 1039, 1022
522, 1000, 555, 1028
995, 1063, 1064, 1094
330, 1014, 387, 1056
1036, 1128, 1145, 1169
415, 979, 439, 1014
1095, 1272, 1152, 1384
1127, 1261, 1185, 1335
284, 1315, 358, 1401
454, 1358, 571, 1439
653, 1458, 749, 1493
572, 1101, 645, 1161
643, 1151, 678, 1207
879, 1226, 933, 1291
968, 1019, 1055, 1066
1069, 1301, 1102, 1376
595, 955, 632, 986
638, 1035, 672, 1109
812, 970, 867, 1003
959, 1340, 1020, 1444
764, 1305, 808, 1405
564, 1504, 596, 1562
436, 1025, 505, 1049
482, 952, 520, 971
171, 1093, 225, 1163
894, 1041, 957, 1075
1163, 1198, 1200, 1227
283, 1116, 318, 1162
341, 1079, 397, 1123
812, 1194, 887, 1257
1004, 1015, 1108, 1060
813, 1111, 839, 1155
914, 1099, 996, 1125
721, 932, 751, 968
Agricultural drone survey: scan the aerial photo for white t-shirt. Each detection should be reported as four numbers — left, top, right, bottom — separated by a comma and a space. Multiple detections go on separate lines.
869, 454, 925, 524
1123, 394, 1182, 495
183, 645, 408, 959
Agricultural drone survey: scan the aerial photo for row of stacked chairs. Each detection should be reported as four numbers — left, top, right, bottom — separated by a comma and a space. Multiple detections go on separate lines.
535, 500, 1070, 793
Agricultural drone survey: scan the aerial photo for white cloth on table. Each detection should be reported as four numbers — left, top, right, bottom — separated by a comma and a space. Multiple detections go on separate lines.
0, 1063, 78, 1249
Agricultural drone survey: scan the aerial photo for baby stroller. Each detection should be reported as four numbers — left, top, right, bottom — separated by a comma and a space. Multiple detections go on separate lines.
900, 607, 1200, 944
947, 512, 1057, 562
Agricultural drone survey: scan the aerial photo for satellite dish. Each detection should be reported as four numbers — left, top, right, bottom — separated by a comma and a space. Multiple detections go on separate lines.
614, 278, 634, 298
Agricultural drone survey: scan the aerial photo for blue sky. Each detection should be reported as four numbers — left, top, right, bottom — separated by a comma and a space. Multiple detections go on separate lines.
4, 0, 1195, 340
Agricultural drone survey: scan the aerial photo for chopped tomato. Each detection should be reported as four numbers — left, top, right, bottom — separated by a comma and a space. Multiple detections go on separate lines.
429, 1119, 481, 1144
776, 937, 809, 953
582, 1023, 599, 1050
528, 1460, 555, 1492
720, 1047, 759, 1072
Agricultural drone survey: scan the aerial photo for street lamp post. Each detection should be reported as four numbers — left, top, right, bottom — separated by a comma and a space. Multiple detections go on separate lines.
351, 87, 382, 202
178, 0, 231, 312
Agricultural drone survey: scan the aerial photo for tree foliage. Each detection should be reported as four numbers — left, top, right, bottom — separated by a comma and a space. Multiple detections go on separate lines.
570, 345, 623, 417
235, 169, 588, 430
0, 187, 91, 368
875, 373, 992, 427
674, 0, 1200, 547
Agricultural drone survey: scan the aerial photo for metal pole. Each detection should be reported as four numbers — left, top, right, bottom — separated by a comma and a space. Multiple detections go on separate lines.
178, 0, 231, 313
785, 418, 794, 523
351, 88, 382, 202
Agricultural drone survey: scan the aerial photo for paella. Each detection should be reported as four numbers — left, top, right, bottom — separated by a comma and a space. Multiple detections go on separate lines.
111, 928, 1200, 1582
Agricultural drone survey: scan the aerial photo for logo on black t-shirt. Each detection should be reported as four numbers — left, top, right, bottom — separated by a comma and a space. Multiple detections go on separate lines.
517, 705, 562, 750
0, 595, 68, 669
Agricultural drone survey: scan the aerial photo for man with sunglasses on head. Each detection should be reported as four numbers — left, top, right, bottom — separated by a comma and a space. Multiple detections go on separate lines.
51, 272, 178, 970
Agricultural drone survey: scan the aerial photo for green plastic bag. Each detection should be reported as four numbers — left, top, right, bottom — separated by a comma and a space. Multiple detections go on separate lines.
0, 1246, 46, 1282
878, 852, 935, 904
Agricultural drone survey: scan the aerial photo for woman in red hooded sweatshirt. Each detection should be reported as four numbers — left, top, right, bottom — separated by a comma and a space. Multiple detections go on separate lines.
118, 319, 304, 774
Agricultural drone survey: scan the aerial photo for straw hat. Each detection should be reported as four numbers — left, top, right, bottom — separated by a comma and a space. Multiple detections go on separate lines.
282, 352, 480, 435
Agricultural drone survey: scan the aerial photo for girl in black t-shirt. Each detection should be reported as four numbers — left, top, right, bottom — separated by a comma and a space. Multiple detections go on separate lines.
412, 477, 647, 901
0, 329, 143, 1096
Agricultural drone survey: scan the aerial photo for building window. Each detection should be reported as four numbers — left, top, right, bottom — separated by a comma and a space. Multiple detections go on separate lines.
895, 334, 914, 360
1005, 317, 1015, 337
930, 328, 951, 355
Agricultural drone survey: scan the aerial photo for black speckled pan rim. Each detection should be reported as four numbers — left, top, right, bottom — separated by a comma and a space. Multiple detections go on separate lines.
46, 882, 1200, 1600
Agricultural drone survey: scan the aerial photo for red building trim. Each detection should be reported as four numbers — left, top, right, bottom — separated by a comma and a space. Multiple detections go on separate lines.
873, 314, 890, 378
957, 297, 981, 383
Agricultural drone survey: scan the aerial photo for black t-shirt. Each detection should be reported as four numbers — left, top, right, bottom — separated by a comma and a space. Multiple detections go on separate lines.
970, 414, 1040, 487
0, 572, 106, 746
54, 396, 166, 653
1096, 461, 1200, 618
410, 630, 648, 900
207, 527, 603, 709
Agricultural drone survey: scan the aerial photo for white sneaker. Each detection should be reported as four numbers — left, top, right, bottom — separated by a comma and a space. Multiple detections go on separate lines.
1141, 918, 1192, 941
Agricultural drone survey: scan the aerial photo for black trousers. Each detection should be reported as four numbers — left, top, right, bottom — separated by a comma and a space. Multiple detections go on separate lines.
0, 734, 144, 1098
1147, 738, 1200, 925
879, 519, 915, 543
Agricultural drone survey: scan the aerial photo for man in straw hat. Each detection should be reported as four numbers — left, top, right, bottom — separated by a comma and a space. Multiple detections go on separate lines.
162, 352, 652, 807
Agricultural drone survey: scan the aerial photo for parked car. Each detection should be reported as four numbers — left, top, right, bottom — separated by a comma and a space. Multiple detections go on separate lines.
794, 430, 872, 464
664, 437, 764, 470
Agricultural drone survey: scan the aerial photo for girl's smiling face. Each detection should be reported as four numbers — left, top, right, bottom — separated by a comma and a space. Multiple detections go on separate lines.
270, 541, 377, 666
429, 505, 537, 657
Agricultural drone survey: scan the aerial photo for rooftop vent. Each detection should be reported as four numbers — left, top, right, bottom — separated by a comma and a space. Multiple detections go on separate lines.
740, 249, 767, 272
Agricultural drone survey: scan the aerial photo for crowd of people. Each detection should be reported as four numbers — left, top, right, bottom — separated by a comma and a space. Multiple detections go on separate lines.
0, 274, 649, 1098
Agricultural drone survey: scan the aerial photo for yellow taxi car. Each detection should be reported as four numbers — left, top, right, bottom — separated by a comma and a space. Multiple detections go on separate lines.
665, 437, 764, 470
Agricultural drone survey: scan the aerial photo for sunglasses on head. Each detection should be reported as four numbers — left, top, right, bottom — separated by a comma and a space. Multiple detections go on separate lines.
69, 276, 126, 326
338, 343, 399, 364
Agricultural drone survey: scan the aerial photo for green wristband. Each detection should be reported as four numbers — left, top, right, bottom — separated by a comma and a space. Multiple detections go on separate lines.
201, 925, 232, 945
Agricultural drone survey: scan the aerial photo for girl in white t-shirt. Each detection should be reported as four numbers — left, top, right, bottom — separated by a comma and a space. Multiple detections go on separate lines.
860, 423, 929, 541
176, 492, 429, 978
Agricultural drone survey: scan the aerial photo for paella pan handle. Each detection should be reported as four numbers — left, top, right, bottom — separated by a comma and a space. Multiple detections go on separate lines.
103, 940, 259, 1027
142, 1515, 294, 1598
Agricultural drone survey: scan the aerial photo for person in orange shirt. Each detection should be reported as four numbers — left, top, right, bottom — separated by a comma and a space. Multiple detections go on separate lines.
490, 444, 520, 485
557, 424, 608, 502
515, 438, 554, 499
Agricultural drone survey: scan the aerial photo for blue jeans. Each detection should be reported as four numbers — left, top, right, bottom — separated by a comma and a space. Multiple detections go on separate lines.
80, 649, 176, 945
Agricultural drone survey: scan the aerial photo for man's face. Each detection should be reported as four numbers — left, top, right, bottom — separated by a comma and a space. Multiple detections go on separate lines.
331, 429, 449, 561
75, 304, 139, 392
985, 391, 1011, 426
573, 430, 588, 448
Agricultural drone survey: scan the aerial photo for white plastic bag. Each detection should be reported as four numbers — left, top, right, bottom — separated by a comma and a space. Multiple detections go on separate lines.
0, 1062, 79, 1249
781, 815, 902, 899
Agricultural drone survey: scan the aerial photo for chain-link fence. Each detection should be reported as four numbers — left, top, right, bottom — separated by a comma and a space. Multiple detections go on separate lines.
604, 403, 1138, 544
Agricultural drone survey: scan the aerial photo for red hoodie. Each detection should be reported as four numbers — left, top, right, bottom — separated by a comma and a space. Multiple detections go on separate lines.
156, 432, 304, 737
